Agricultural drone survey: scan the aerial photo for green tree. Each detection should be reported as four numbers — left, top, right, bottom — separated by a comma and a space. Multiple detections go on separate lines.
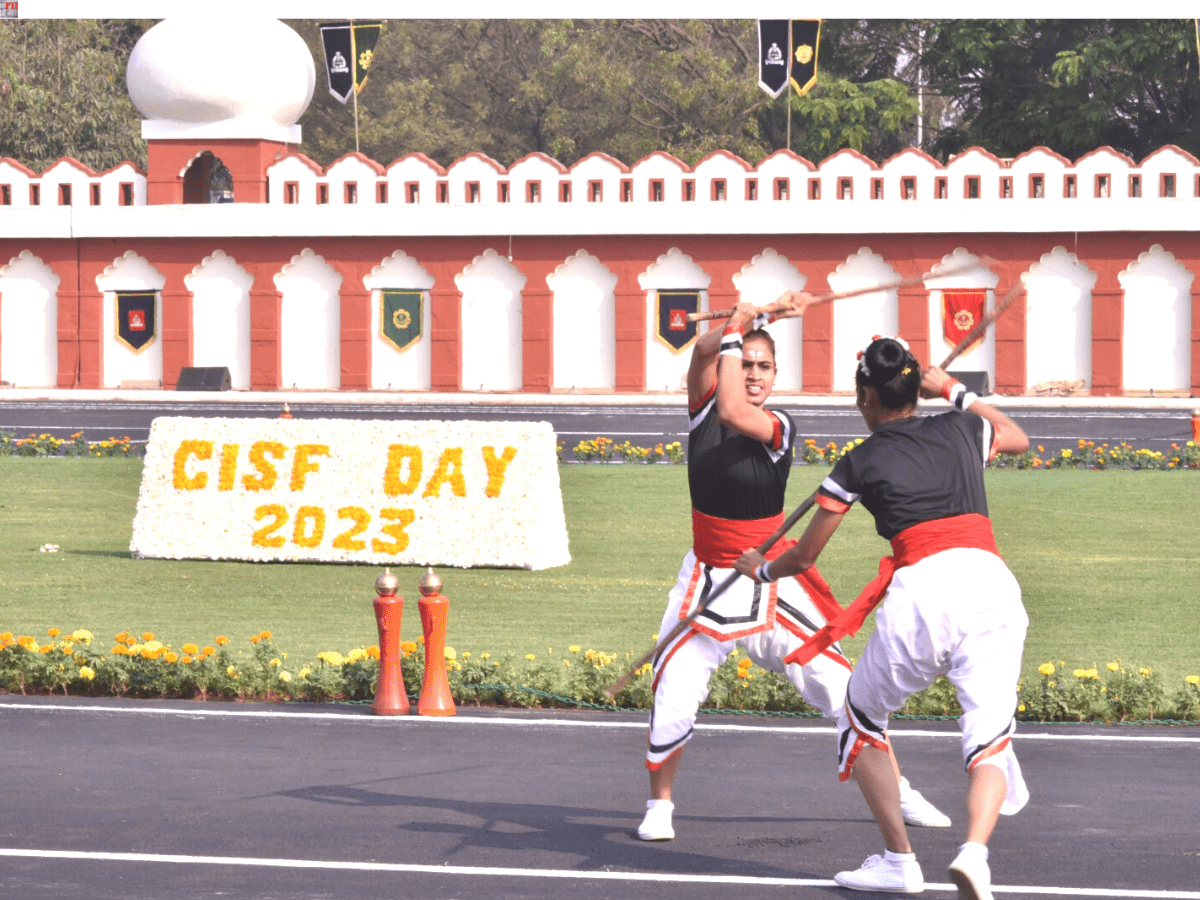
0, 20, 149, 172
921, 19, 1200, 161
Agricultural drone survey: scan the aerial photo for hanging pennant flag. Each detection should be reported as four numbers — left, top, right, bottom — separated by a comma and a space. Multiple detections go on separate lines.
941, 289, 988, 355
789, 19, 822, 95
757, 20, 791, 98
116, 291, 157, 353
381, 290, 423, 352
656, 291, 700, 353
319, 21, 383, 104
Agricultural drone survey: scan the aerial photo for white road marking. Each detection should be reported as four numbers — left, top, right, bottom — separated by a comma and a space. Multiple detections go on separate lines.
3, 701, 1199, 742
1, 849, 1198, 897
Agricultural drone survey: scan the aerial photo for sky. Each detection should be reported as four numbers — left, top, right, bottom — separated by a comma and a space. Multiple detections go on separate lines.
7, 2, 1200, 18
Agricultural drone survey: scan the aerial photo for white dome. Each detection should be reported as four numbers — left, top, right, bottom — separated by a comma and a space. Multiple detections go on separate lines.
127, 18, 315, 142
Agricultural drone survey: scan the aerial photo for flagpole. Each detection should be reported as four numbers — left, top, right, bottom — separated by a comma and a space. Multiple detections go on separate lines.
786, 82, 792, 152
351, 19, 360, 153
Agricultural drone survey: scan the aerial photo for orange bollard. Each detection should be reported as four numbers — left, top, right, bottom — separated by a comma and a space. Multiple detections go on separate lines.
371, 568, 410, 715
417, 567, 456, 716
1192, 408, 1199, 443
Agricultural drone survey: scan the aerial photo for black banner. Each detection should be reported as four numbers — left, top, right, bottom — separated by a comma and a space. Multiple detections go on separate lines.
116, 291, 157, 353
757, 20, 790, 98
319, 21, 383, 104
381, 290, 423, 352
655, 291, 699, 353
789, 19, 821, 95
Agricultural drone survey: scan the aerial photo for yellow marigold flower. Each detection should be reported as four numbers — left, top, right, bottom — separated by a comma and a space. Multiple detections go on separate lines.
1037, 662, 1055, 676
569, 645, 581, 653
141, 648, 159, 660
143, 640, 163, 653
444, 646, 457, 661
346, 648, 367, 663
182, 643, 199, 655
1106, 661, 1120, 672
79, 666, 95, 681
164, 652, 178, 664
1018, 704, 1026, 712
47, 627, 61, 637
1185, 675, 1200, 686
141, 631, 154, 642
270, 658, 282, 669
215, 636, 229, 646
480, 652, 491, 660
461, 651, 471, 659
226, 665, 237, 677
317, 651, 345, 666
525, 654, 536, 661
72, 629, 93, 644
298, 667, 311, 680
279, 671, 292, 683
1139, 667, 1152, 677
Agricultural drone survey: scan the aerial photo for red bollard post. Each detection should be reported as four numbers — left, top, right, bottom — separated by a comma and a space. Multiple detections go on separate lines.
1191, 408, 1199, 443
372, 568, 410, 715
417, 567, 456, 716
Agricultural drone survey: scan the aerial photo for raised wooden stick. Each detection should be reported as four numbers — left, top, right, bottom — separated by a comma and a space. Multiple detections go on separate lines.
601, 490, 818, 700
691, 255, 993, 323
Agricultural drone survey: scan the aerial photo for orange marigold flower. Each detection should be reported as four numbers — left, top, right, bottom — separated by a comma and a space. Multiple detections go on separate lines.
258, 630, 272, 640
249, 636, 261, 644
182, 643, 199, 655
141, 631, 155, 642
202, 646, 216, 655
367, 646, 381, 659
47, 627, 61, 637
215, 636, 229, 646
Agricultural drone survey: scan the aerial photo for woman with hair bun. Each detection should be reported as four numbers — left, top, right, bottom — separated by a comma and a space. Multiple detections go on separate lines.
736, 336, 1031, 899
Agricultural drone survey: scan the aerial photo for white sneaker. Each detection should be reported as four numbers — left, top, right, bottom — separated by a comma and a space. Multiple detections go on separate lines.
637, 799, 674, 841
834, 852, 925, 893
948, 843, 993, 900
899, 777, 952, 828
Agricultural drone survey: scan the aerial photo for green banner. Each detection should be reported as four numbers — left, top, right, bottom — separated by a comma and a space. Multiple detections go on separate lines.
381, 290, 423, 352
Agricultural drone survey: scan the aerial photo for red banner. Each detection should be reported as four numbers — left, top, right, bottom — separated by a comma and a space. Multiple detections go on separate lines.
941, 289, 987, 354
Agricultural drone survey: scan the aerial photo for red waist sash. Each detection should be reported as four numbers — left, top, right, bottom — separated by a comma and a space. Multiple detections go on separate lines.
783, 514, 1000, 667
692, 508, 787, 568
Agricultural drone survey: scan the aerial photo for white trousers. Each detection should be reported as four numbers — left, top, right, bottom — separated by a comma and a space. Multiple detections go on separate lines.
646, 550, 852, 769
837, 548, 1030, 814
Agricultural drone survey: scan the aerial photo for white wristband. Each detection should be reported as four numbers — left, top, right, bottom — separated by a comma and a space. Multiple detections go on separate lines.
719, 334, 743, 358
955, 390, 979, 411
946, 382, 966, 407
752, 312, 774, 330
755, 560, 776, 583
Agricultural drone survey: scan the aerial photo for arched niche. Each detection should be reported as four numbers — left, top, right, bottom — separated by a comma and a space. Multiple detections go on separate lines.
548, 250, 617, 391
275, 248, 343, 390
639, 247, 711, 393
364, 250, 434, 391
827, 248, 900, 392
733, 248, 807, 392
185, 250, 253, 389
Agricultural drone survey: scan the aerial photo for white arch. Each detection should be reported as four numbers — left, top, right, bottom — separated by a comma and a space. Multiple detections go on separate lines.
0, 251, 60, 387
639, 247, 712, 392
924, 248, 1001, 379
1025, 247, 1097, 390
733, 248, 807, 391
96, 251, 166, 389
455, 249, 526, 391
364, 250, 434, 391
274, 248, 342, 390
185, 250, 252, 389
548, 250, 617, 391
1119, 245, 1193, 392
827, 248, 900, 392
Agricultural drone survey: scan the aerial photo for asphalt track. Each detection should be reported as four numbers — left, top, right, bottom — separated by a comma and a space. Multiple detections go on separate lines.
2, 697, 1198, 900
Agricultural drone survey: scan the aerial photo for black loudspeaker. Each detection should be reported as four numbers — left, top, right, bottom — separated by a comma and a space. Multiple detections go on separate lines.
176, 366, 231, 391
951, 370, 990, 396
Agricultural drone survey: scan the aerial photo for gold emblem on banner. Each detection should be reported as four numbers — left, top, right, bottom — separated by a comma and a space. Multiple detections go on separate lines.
392, 308, 412, 330
954, 310, 975, 330
795, 44, 814, 65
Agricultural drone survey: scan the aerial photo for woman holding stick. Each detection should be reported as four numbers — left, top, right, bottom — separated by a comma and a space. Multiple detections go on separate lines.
637, 300, 948, 842
734, 336, 1030, 898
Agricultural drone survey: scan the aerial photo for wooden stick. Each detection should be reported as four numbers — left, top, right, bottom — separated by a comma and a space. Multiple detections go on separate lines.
939, 279, 1024, 369
691, 255, 993, 323
601, 490, 818, 700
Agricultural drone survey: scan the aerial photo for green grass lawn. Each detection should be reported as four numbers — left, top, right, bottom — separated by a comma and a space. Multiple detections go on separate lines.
0, 459, 1197, 686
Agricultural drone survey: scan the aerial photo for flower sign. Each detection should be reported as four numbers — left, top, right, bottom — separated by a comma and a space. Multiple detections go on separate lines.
131, 417, 571, 570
